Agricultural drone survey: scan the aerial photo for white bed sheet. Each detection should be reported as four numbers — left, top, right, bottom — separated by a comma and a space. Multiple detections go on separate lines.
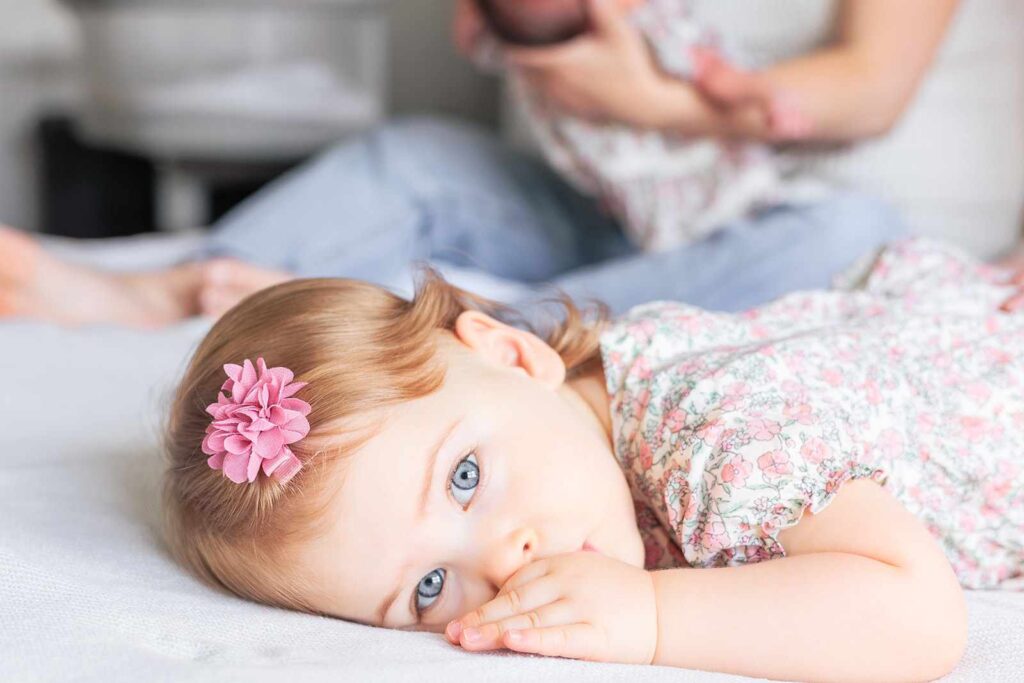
2, 232, 1023, 682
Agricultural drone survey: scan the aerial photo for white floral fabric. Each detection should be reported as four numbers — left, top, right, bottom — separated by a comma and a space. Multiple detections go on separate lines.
601, 238, 1024, 589
475, 0, 821, 252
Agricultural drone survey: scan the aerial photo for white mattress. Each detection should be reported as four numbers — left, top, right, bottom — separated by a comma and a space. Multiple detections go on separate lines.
3, 232, 1023, 682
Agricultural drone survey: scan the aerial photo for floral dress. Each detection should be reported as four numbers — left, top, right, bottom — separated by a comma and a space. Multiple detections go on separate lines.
601, 238, 1024, 589
473, 0, 821, 252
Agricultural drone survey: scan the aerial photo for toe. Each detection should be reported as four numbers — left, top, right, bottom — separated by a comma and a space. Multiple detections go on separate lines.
0, 226, 39, 287
0, 287, 22, 319
199, 283, 242, 318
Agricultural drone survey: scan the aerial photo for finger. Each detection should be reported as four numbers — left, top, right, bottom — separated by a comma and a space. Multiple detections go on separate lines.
690, 45, 724, 81
503, 623, 606, 661
499, 557, 551, 593
1009, 270, 1024, 286
1000, 290, 1024, 313
547, 89, 599, 119
768, 92, 815, 141
585, 0, 631, 40
505, 39, 588, 69
770, 106, 814, 141
709, 69, 771, 108
455, 574, 560, 630
458, 599, 574, 652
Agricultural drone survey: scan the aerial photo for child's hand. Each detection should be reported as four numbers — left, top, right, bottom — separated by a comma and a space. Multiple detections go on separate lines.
445, 551, 658, 664
692, 46, 815, 141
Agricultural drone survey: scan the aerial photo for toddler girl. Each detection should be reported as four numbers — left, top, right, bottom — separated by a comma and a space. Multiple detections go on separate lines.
164, 237, 1024, 681
468, 0, 818, 251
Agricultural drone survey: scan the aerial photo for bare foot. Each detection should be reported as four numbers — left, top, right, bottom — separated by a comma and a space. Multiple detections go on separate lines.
198, 258, 294, 318
0, 226, 204, 328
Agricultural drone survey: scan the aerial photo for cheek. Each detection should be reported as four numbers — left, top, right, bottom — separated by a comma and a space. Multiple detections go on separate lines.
504, 424, 601, 514
459, 577, 499, 620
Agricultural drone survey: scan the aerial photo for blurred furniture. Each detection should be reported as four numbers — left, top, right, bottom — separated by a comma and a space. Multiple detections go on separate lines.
37, 113, 301, 238
37, 113, 155, 238
58, 0, 389, 232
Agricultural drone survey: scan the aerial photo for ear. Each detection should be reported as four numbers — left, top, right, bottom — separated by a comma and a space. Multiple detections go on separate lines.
453, 310, 566, 390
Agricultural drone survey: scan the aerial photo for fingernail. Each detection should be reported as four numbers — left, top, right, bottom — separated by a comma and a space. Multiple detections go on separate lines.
462, 627, 482, 643
446, 620, 462, 642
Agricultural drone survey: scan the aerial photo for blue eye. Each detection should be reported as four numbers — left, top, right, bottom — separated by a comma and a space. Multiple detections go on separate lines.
416, 568, 445, 613
449, 453, 479, 507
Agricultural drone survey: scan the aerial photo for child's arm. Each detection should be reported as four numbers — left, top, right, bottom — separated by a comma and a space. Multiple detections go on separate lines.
448, 478, 966, 681
653, 479, 968, 682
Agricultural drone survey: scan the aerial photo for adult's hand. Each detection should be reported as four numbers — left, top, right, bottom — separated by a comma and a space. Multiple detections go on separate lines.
452, 0, 486, 59
999, 270, 1024, 313
503, 0, 694, 129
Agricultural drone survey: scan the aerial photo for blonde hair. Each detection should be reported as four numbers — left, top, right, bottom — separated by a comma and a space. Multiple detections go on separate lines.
162, 270, 606, 614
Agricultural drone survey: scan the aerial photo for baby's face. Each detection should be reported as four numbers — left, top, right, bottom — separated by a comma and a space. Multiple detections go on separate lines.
292, 315, 644, 631
480, 0, 642, 45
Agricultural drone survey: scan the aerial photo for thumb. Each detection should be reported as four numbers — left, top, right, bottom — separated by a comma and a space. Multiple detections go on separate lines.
586, 0, 632, 39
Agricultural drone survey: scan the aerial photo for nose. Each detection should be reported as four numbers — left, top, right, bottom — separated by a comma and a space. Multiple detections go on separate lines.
480, 526, 537, 589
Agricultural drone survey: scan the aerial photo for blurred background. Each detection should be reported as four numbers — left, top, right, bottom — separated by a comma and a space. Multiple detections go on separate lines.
0, 0, 500, 238
1, 0, 1023, 258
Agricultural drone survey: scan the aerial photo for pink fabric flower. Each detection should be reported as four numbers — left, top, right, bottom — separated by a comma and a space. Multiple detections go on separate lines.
201, 358, 311, 484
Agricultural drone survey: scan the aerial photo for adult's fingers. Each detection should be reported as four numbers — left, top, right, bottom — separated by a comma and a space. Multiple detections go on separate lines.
585, 0, 632, 40
452, 0, 485, 57
1000, 290, 1024, 313
505, 35, 589, 69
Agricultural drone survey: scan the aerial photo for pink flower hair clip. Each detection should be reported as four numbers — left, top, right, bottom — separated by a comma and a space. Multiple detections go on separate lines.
201, 358, 312, 484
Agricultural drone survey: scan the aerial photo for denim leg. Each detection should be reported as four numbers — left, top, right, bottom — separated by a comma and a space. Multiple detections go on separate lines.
204, 116, 628, 285
536, 193, 909, 315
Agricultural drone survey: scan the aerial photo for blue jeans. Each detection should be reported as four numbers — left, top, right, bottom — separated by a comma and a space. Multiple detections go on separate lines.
207, 117, 907, 314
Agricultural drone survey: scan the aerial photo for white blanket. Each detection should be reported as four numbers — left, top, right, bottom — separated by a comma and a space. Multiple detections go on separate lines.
2, 233, 1022, 682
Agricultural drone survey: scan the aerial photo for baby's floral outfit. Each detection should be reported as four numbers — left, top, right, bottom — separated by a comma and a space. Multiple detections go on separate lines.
601, 238, 1024, 589
474, 0, 822, 252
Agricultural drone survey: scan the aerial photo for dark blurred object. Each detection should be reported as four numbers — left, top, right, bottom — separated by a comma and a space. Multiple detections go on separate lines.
477, 0, 588, 46
36, 113, 298, 238
206, 160, 301, 225
37, 114, 156, 238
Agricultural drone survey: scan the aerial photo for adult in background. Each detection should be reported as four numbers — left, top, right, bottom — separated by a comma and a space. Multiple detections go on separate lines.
3, 0, 990, 328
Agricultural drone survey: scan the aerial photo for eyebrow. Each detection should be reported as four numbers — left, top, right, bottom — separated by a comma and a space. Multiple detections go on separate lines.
374, 417, 462, 626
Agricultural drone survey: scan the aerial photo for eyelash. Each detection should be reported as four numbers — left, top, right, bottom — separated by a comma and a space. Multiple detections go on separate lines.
414, 449, 483, 617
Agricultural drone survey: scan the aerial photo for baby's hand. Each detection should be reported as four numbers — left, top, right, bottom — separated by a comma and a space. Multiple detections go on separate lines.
446, 551, 658, 664
692, 46, 815, 141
